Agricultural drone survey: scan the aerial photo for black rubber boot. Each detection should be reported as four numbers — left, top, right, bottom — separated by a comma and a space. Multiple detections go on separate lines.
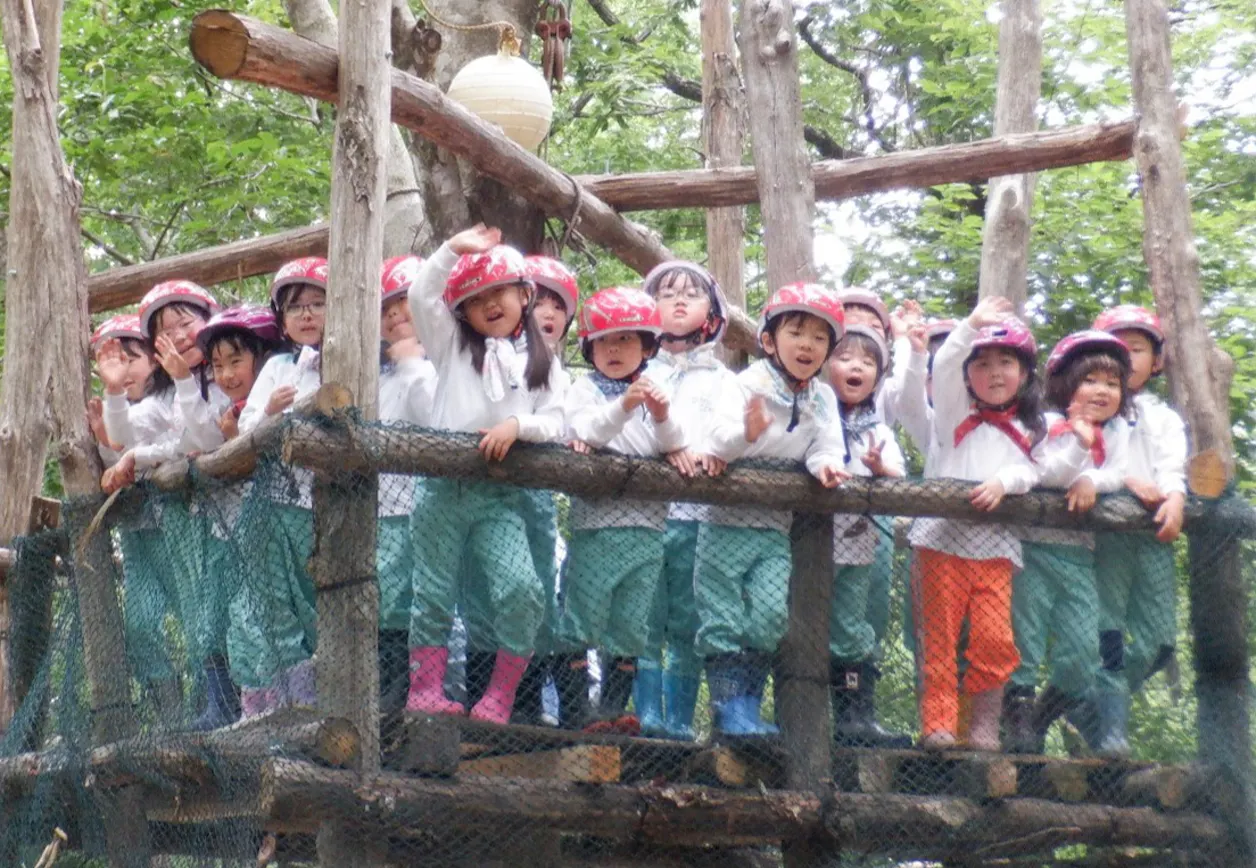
552, 652, 591, 730
831, 660, 911, 748
1002, 684, 1038, 753
378, 630, 410, 749
510, 656, 549, 726
1031, 685, 1081, 753
463, 650, 496, 710
192, 655, 240, 731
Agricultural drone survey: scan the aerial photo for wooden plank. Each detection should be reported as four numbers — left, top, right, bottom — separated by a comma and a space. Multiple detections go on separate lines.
459, 744, 622, 784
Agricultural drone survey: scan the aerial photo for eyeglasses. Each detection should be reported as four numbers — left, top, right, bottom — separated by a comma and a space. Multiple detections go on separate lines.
155, 318, 198, 339
285, 301, 327, 318
655, 285, 707, 302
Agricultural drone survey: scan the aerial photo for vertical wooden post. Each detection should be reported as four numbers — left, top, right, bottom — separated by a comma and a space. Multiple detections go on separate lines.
313, 0, 388, 861
976, 0, 1042, 314
738, 2, 829, 864
701, 0, 748, 368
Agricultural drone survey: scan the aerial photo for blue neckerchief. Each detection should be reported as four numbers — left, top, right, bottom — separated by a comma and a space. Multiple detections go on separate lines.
590, 370, 633, 398
745, 359, 830, 432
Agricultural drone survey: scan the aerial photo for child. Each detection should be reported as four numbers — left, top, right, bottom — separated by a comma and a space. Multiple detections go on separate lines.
634, 260, 737, 740
405, 225, 566, 724
908, 297, 1046, 750
1090, 305, 1187, 757
377, 255, 439, 723
1004, 330, 1132, 753
826, 324, 911, 748
553, 287, 685, 732
525, 254, 578, 353
191, 304, 281, 728
232, 256, 330, 717
699, 283, 850, 737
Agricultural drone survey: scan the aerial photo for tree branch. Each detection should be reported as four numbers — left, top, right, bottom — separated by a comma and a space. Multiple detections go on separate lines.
798, 15, 893, 152
585, 0, 619, 27
80, 226, 134, 267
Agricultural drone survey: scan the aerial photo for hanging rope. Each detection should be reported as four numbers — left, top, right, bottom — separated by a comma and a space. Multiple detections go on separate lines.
416, 0, 521, 55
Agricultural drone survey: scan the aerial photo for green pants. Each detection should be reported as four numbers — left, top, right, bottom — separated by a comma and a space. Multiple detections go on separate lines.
378, 515, 414, 632
830, 563, 877, 661
643, 519, 702, 673
557, 527, 665, 657
119, 528, 177, 683
694, 523, 791, 656
226, 502, 316, 688
1094, 531, 1178, 696
411, 479, 542, 656
197, 535, 241, 661
868, 515, 895, 645
160, 500, 210, 662
1011, 542, 1098, 697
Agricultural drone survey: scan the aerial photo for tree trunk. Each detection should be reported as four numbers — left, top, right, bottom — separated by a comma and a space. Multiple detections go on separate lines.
976, 0, 1041, 314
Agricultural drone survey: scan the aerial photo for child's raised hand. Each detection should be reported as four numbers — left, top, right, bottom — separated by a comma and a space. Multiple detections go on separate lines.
890, 300, 924, 339
1124, 476, 1165, 508
449, 224, 502, 255
621, 379, 649, 413
265, 385, 298, 416
641, 380, 670, 423
477, 416, 520, 462
387, 336, 423, 362
907, 323, 927, 355
155, 335, 192, 381
1154, 491, 1185, 542
1067, 476, 1098, 512
817, 465, 851, 488
860, 435, 892, 477
968, 296, 1015, 329
101, 451, 137, 494
95, 338, 130, 395
87, 397, 120, 451
969, 477, 1007, 511
218, 407, 240, 440
1066, 400, 1097, 448
744, 395, 772, 444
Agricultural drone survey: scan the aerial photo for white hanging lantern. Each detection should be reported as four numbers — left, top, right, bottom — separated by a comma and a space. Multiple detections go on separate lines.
447, 35, 554, 152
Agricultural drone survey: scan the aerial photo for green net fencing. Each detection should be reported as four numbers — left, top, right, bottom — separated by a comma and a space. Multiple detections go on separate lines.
1, 414, 1253, 867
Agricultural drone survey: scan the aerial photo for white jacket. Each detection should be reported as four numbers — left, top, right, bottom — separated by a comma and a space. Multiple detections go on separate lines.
565, 373, 687, 530
104, 376, 231, 470
1127, 392, 1188, 497
377, 357, 438, 517
834, 418, 905, 566
704, 359, 847, 533
240, 348, 323, 507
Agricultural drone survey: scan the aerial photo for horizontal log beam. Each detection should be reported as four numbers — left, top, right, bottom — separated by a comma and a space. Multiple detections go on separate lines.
575, 118, 1137, 211
279, 420, 1255, 535
87, 223, 329, 314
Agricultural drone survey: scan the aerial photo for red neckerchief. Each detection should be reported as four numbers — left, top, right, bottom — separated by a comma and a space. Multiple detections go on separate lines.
1049, 419, 1105, 467
953, 405, 1035, 460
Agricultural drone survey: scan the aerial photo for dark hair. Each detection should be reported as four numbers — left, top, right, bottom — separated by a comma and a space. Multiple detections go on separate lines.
150, 301, 208, 336
579, 331, 659, 368
273, 283, 326, 354
926, 334, 948, 376
648, 264, 724, 344
206, 330, 272, 382
145, 303, 214, 400
457, 292, 553, 391
119, 337, 152, 361
762, 311, 838, 357
1046, 349, 1132, 421
535, 286, 575, 339
963, 348, 1048, 448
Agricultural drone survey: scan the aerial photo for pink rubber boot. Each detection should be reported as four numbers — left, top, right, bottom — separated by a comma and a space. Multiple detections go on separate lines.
240, 686, 275, 720
470, 650, 533, 724
405, 646, 466, 715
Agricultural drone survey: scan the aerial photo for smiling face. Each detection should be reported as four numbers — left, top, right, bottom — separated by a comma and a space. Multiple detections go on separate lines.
965, 347, 1028, 407
590, 331, 647, 379
1112, 328, 1161, 392
154, 303, 209, 368
110, 341, 155, 401
531, 289, 567, 351
281, 286, 327, 347
210, 337, 259, 402
461, 283, 527, 339
654, 272, 711, 346
761, 312, 833, 382
1072, 367, 1123, 424
828, 338, 881, 406
381, 296, 416, 344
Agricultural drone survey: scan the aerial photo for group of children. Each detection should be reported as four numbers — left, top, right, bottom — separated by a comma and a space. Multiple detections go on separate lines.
89, 222, 1187, 757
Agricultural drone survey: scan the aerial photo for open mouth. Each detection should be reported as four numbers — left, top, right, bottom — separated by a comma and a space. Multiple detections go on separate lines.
485, 311, 505, 323
795, 355, 814, 367
845, 375, 864, 389
540, 322, 556, 336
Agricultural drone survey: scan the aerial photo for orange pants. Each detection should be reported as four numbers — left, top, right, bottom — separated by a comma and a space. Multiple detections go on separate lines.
912, 548, 1018, 738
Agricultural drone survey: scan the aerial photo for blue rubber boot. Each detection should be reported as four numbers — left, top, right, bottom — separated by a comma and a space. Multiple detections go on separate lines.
192, 655, 240, 732
743, 653, 780, 737
662, 670, 701, 741
707, 655, 762, 737
1094, 691, 1131, 759
633, 659, 666, 737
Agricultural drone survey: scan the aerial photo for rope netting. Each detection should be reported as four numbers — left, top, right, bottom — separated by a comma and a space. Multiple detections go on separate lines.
0, 419, 1252, 867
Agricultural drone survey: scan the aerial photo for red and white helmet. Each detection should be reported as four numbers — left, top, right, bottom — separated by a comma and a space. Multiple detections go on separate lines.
758, 282, 846, 347
1093, 304, 1164, 344
91, 314, 146, 351
270, 257, 330, 309
524, 255, 578, 324
642, 260, 729, 343
444, 245, 529, 312
577, 287, 661, 353
925, 318, 959, 343
837, 323, 890, 370
138, 280, 219, 338
196, 304, 282, 356
381, 255, 423, 306
1046, 329, 1130, 377
968, 318, 1038, 365
836, 286, 891, 336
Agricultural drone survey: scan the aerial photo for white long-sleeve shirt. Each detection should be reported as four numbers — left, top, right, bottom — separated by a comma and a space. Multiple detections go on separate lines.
891, 345, 936, 466
834, 418, 905, 566
565, 374, 687, 530
1127, 392, 1188, 497
703, 359, 847, 533
240, 348, 323, 507
644, 344, 739, 522
378, 357, 438, 517
407, 244, 566, 442
103, 376, 231, 470
875, 335, 915, 428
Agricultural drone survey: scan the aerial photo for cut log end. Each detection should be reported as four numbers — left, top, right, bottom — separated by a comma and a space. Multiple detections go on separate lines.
312, 382, 354, 416
189, 10, 251, 79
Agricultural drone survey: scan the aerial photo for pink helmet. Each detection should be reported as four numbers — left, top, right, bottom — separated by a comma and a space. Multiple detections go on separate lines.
642, 260, 729, 343
968, 318, 1037, 365
91, 314, 145, 351
837, 323, 890, 370
444, 245, 529, 312
836, 287, 891, 336
1093, 304, 1164, 344
925, 318, 959, 342
270, 257, 330, 309
138, 280, 219, 338
1046, 329, 1130, 377
381, 255, 423, 306
524, 255, 578, 323
196, 304, 282, 356
578, 286, 661, 344
758, 282, 846, 347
